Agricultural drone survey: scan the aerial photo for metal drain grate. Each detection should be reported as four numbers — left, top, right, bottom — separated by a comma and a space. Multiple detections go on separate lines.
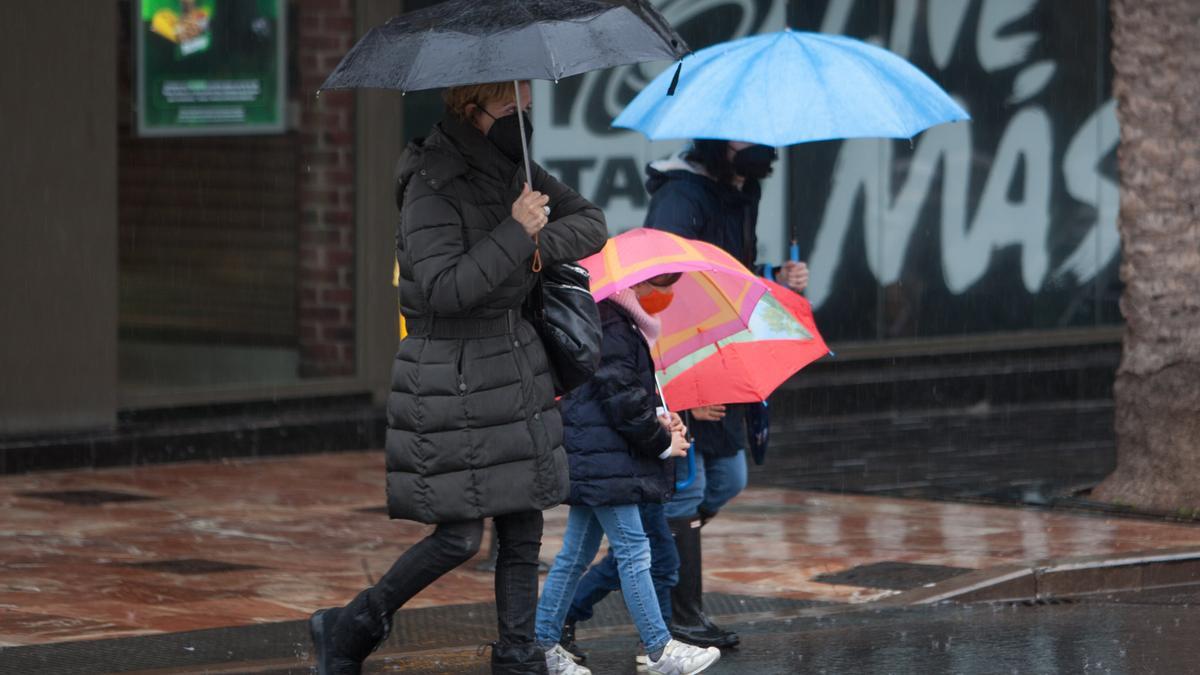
812, 561, 971, 590
19, 489, 158, 505
123, 558, 265, 575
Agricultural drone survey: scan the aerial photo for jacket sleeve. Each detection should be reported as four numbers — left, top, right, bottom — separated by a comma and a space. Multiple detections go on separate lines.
400, 189, 537, 314
531, 162, 608, 265
643, 182, 706, 239
593, 328, 673, 458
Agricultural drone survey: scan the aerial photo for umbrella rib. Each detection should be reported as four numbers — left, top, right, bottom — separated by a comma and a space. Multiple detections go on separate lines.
791, 33, 838, 141
534, 22, 561, 81
838, 37, 911, 136
508, 0, 559, 81
404, 24, 436, 92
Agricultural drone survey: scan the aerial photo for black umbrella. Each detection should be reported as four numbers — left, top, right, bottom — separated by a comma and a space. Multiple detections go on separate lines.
320, 0, 688, 193
320, 0, 687, 92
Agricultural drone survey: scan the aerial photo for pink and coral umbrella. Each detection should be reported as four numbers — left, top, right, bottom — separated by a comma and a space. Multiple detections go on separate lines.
580, 228, 828, 412
581, 228, 770, 370
656, 278, 829, 411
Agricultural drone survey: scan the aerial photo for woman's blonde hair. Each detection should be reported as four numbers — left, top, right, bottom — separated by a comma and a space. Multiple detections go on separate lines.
442, 81, 530, 121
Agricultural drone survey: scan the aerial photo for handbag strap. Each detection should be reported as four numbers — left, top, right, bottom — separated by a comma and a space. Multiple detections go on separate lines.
526, 268, 546, 322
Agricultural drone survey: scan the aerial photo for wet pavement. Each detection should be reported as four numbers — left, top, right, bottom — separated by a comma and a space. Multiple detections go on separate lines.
9, 589, 1196, 673
477, 598, 1198, 675
4, 399, 1200, 672
5, 446, 1200, 648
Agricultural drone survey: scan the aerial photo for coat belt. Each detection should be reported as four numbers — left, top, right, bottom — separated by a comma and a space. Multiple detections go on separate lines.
405, 310, 518, 339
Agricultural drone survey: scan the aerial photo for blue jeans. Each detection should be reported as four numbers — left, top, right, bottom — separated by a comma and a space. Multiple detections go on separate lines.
565, 503, 678, 625
665, 450, 749, 520
535, 504, 672, 655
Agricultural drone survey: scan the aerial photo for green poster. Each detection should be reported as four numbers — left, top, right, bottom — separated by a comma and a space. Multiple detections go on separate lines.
136, 0, 285, 136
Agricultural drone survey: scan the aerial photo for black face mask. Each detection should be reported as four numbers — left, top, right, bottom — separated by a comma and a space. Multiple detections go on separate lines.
732, 144, 778, 180
482, 109, 533, 164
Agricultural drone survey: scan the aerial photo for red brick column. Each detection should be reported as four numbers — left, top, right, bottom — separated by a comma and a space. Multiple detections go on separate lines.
296, 0, 356, 377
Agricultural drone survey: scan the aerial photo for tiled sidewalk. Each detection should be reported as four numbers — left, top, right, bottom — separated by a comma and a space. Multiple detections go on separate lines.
3, 450, 1199, 647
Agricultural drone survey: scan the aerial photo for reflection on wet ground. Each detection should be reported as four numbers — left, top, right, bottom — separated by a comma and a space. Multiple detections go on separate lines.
754, 401, 1116, 504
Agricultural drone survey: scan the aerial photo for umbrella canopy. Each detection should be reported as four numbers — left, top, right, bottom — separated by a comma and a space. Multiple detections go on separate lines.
657, 279, 828, 411
320, 0, 688, 92
581, 228, 771, 370
613, 29, 968, 146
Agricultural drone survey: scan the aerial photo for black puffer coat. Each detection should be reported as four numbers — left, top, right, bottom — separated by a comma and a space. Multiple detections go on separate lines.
560, 300, 675, 507
386, 115, 607, 523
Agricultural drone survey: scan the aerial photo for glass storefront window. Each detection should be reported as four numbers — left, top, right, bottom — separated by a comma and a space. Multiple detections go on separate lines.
446, 0, 1120, 349
788, 0, 1120, 343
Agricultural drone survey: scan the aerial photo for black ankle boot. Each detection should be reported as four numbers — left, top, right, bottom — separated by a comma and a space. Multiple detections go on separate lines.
310, 591, 391, 675
489, 639, 550, 674
560, 619, 587, 663
667, 517, 740, 649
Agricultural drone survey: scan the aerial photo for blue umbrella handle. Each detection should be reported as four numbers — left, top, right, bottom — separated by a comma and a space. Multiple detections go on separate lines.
763, 242, 801, 281
675, 442, 697, 491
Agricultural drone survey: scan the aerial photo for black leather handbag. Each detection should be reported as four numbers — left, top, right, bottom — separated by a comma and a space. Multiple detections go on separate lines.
526, 262, 602, 395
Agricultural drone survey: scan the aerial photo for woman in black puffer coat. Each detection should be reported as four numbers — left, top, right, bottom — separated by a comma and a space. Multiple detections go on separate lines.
309, 80, 606, 675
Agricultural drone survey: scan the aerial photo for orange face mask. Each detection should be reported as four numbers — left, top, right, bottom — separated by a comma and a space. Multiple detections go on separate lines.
638, 288, 675, 315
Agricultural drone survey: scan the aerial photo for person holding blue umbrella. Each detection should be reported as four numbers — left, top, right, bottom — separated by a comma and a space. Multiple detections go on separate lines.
557, 29, 968, 656
645, 136, 809, 649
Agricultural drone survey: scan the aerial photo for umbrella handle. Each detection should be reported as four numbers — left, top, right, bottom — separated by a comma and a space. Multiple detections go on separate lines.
675, 442, 697, 491
513, 80, 534, 189
762, 241, 801, 281
514, 81, 542, 272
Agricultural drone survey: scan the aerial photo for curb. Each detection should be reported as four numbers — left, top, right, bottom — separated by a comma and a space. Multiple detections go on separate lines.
873, 547, 1200, 606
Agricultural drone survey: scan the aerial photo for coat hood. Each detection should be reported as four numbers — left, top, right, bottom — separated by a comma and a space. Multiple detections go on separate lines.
644, 152, 762, 208
644, 153, 712, 197
394, 114, 520, 208
393, 129, 468, 208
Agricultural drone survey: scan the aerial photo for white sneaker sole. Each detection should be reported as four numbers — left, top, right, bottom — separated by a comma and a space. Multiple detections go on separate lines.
643, 650, 721, 675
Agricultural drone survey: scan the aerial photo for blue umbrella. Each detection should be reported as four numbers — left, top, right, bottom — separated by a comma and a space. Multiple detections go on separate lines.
613, 29, 968, 146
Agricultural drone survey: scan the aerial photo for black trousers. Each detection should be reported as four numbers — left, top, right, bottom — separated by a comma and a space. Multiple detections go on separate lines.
346, 510, 547, 673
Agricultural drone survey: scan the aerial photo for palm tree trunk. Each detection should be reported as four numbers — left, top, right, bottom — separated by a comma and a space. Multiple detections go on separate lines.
1091, 0, 1200, 511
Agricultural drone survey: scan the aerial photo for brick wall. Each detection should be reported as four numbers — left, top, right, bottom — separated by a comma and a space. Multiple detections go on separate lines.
296, 0, 357, 377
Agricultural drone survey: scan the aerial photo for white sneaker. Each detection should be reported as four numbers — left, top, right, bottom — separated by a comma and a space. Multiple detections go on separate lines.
644, 639, 721, 675
545, 643, 592, 675
636, 652, 649, 671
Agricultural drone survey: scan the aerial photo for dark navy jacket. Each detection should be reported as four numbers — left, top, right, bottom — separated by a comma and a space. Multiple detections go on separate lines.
643, 156, 759, 459
560, 300, 675, 507
642, 156, 763, 270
